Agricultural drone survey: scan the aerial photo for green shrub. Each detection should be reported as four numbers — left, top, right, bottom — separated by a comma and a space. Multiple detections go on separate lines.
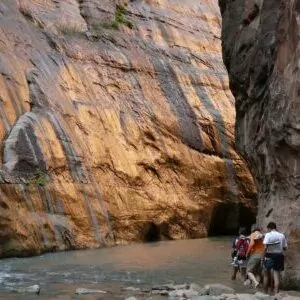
115, 5, 133, 29
93, 4, 133, 31
26, 172, 51, 187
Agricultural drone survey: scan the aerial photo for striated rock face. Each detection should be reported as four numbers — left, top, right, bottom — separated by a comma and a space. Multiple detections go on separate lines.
219, 0, 300, 284
0, 0, 256, 257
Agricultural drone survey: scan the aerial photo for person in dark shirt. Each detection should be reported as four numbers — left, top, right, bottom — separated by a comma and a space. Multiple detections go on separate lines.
231, 227, 249, 281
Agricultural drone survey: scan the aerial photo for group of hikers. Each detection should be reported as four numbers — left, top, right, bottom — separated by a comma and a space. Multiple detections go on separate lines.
231, 222, 287, 295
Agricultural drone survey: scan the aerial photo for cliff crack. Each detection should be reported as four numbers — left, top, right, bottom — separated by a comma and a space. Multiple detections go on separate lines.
76, 0, 89, 30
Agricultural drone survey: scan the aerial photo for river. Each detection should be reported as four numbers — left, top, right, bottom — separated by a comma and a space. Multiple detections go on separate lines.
0, 237, 252, 299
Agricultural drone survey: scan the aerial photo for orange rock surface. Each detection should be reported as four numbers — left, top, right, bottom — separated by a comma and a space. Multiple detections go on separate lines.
0, 0, 256, 256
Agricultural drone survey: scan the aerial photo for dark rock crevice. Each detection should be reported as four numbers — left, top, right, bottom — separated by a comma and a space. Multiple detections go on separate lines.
208, 202, 256, 236
143, 222, 161, 242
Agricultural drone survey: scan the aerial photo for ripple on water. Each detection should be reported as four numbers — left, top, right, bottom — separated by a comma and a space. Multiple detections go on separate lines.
0, 272, 11, 284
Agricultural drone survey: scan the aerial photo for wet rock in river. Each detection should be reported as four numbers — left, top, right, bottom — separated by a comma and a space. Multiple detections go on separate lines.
235, 294, 256, 300
152, 289, 169, 296
75, 287, 107, 294
168, 289, 199, 298
150, 282, 232, 299
219, 294, 238, 300
123, 286, 142, 292
152, 284, 189, 291
204, 284, 235, 296
189, 283, 208, 295
191, 297, 219, 300
253, 292, 273, 300
11, 284, 41, 294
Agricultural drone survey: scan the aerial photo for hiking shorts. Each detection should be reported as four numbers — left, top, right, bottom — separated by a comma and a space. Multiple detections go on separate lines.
264, 253, 284, 271
247, 253, 263, 273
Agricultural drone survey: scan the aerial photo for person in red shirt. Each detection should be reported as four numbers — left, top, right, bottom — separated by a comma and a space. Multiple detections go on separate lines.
231, 227, 249, 281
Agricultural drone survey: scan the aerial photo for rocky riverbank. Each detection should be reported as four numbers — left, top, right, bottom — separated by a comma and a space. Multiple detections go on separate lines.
8, 283, 300, 300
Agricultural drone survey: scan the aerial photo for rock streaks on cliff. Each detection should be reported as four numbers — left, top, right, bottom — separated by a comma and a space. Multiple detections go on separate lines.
0, 0, 255, 257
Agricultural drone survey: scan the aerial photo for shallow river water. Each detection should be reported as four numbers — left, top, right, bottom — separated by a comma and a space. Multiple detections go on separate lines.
0, 237, 252, 299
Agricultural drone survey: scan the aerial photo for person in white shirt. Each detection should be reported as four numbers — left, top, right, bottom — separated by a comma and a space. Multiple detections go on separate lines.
263, 222, 287, 294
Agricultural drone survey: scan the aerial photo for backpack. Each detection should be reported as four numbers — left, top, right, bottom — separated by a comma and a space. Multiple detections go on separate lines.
235, 237, 249, 259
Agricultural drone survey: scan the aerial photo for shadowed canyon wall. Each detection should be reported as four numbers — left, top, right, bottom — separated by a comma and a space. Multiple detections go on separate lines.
219, 0, 300, 285
0, 0, 256, 257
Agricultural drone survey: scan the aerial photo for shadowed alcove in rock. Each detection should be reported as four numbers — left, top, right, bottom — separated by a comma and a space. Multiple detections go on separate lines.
142, 222, 161, 242
208, 203, 256, 236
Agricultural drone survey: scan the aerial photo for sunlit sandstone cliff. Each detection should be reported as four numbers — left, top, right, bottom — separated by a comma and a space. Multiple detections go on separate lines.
0, 0, 256, 257
219, 0, 300, 285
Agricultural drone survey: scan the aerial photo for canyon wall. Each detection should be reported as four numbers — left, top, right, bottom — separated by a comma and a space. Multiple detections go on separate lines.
0, 0, 256, 257
219, 0, 300, 285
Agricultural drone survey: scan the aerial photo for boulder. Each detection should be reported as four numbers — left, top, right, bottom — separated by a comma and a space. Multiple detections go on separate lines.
75, 288, 107, 294
190, 283, 209, 295
12, 284, 41, 295
205, 284, 235, 296
254, 292, 273, 300
236, 294, 255, 300
220, 294, 238, 300
191, 296, 220, 300
168, 289, 199, 298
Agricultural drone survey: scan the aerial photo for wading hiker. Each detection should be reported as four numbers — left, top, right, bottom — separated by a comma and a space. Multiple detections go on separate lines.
231, 227, 249, 281
245, 225, 264, 288
263, 222, 287, 295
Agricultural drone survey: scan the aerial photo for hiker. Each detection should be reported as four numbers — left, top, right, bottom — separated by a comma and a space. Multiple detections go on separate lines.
263, 222, 287, 295
231, 227, 249, 281
246, 225, 264, 288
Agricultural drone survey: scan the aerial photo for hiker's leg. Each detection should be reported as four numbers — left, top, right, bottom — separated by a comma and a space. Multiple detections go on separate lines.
273, 270, 280, 294
248, 271, 259, 287
256, 273, 262, 284
256, 262, 263, 284
268, 269, 275, 295
241, 267, 247, 281
255, 264, 263, 286
232, 266, 238, 280
247, 255, 261, 287
263, 269, 270, 294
